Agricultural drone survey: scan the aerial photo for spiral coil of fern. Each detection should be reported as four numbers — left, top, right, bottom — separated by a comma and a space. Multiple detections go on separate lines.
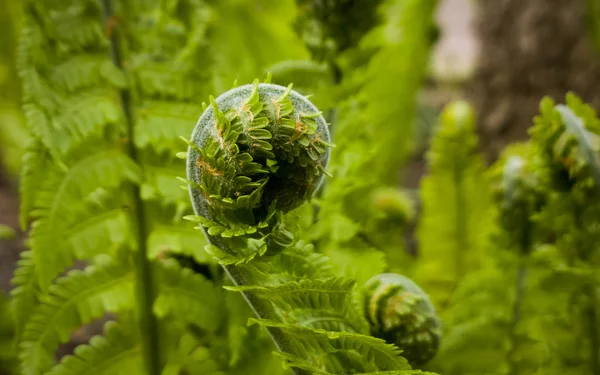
184, 78, 332, 372
363, 273, 442, 366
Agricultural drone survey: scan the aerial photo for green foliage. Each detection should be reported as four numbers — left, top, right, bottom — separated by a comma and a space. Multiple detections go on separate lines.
9, 1, 599, 375
311, 0, 439, 290
183, 79, 433, 374
414, 100, 493, 306
0, 291, 18, 374
426, 93, 600, 375
9, 0, 443, 374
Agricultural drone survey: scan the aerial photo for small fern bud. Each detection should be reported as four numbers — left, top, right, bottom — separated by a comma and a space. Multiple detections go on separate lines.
185, 79, 332, 261
489, 143, 544, 253
371, 187, 415, 225
363, 273, 441, 366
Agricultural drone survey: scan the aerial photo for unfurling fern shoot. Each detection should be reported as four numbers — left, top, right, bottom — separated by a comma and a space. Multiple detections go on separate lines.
185, 79, 332, 260
363, 273, 442, 366
184, 78, 332, 366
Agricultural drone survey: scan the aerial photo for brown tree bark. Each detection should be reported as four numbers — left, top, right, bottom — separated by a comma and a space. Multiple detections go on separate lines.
468, 0, 600, 162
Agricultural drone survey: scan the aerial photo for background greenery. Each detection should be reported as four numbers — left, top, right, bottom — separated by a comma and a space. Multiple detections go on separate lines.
1, 0, 600, 374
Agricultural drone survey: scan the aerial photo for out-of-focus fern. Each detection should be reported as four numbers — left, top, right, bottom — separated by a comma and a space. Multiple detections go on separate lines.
414, 101, 493, 307
311, 0, 439, 287
0, 291, 17, 374
527, 93, 600, 375
427, 93, 600, 375
430, 142, 547, 375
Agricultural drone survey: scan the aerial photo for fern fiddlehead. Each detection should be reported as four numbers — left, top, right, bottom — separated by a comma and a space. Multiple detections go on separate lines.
185, 78, 332, 372
363, 273, 442, 367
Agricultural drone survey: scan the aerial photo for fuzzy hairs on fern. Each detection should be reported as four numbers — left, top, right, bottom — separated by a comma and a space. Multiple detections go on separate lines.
184, 79, 332, 263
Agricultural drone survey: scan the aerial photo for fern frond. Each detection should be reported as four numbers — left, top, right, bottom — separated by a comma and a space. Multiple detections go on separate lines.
19, 255, 134, 375
139, 150, 190, 204
29, 145, 141, 290
274, 351, 435, 375
226, 277, 354, 314
209, 0, 309, 91
10, 250, 38, 344
44, 322, 142, 375
18, 0, 125, 157
49, 91, 124, 151
154, 260, 223, 332
147, 226, 208, 261
249, 319, 411, 374
66, 205, 132, 260
414, 101, 493, 306
162, 333, 225, 375
358, 0, 438, 172
51, 55, 127, 93
19, 140, 49, 230
135, 101, 203, 149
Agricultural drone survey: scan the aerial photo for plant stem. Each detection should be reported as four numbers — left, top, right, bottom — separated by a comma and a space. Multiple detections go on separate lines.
440, 161, 466, 310
207, 234, 307, 375
100, 1, 162, 374
454, 167, 466, 283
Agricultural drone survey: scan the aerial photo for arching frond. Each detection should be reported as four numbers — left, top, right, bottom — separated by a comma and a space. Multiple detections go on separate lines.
29, 144, 140, 290
19, 255, 134, 375
44, 322, 142, 375
249, 319, 411, 374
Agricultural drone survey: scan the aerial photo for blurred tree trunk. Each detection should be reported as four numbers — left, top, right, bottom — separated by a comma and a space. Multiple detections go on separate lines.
468, 0, 600, 162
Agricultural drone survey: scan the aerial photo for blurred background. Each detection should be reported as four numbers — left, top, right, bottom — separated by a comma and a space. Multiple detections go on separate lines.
2, 0, 600, 369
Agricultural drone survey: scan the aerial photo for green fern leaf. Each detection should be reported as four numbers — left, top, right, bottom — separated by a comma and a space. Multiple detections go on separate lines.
10, 250, 38, 344
414, 101, 493, 306
154, 261, 223, 332
249, 319, 411, 374
162, 332, 225, 375
135, 102, 203, 149
19, 255, 134, 375
29, 145, 141, 290
147, 226, 209, 262
51, 55, 127, 93
274, 351, 435, 375
19, 140, 49, 230
44, 321, 142, 375
225, 277, 354, 314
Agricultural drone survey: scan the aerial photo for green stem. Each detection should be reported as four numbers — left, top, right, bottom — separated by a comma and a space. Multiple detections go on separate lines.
454, 168, 466, 283
207, 234, 307, 375
100, 2, 162, 374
